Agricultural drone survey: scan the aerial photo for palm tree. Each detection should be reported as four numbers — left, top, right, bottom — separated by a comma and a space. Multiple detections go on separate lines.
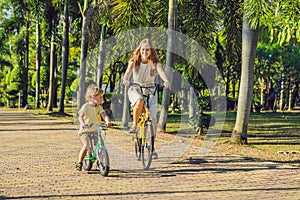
35, 15, 41, 109
231, 0, 271, 144
47, 14, 59, 112
158, 0, 177, 131
78, 0, 92, 110
231, 19, 258, 144
30, 0, 45, 109
59, 0, 70, 113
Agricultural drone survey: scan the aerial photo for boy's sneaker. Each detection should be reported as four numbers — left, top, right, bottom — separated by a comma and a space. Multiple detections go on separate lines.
75, 162, 82, 171
128, 124, 137, 134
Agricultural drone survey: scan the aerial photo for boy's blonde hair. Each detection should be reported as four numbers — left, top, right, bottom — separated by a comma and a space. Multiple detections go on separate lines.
85, 84, 104, 101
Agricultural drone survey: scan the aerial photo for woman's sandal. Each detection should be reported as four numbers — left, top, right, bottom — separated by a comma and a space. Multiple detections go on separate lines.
152, 151, 158, 159
75, 162, 82, 171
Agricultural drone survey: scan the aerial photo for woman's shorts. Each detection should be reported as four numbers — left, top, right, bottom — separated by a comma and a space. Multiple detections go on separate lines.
128, 86, 158, 119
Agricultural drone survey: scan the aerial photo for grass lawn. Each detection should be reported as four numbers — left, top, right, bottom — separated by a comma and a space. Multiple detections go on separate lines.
4, 106, 300, 167
151, 110, 300, 167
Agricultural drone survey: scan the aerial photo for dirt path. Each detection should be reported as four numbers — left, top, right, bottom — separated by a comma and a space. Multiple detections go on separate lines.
0, 109, 299, 199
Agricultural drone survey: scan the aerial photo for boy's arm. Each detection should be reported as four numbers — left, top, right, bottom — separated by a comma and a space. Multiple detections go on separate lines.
78, 113, 87, 128
101, 112, 112, 127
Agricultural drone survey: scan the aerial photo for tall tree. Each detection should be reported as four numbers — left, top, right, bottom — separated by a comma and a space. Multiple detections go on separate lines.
78, 0, 91, 110
158, 0, 177, 131
231, 0, 271, 144
35, 15, 41, 108
59, 0, 70, 113
217, 0, 243, 98
47, 14, 59, 111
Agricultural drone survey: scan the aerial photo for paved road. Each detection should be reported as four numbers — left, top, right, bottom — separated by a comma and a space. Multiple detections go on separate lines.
0, 109, 299, 200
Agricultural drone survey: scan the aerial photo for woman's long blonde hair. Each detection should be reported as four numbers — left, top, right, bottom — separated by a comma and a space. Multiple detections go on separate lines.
129, 38, 160, 76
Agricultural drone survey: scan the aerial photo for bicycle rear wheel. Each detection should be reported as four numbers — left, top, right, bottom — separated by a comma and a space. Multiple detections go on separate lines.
96, 146, 110, 176
83, 149, 93, 171
141, 122, 154, 170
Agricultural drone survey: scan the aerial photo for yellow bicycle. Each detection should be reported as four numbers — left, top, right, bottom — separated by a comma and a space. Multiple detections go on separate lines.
130, 83, 161, 170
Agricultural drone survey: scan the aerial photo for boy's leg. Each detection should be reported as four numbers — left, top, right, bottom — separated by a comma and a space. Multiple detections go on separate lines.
76, 133, 89, 170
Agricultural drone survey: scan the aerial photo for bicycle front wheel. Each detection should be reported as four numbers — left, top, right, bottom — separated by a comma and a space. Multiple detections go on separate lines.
96, 146, 110, 176
83, 149, 93, 171
141, 122, 154, 170
134, 132, 142, 161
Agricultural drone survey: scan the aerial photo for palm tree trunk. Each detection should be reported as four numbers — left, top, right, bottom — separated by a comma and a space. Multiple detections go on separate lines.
35, 18, 41, 109
47, 18, 57, 112
78, 0, 90, 110
231, 16, 259, 144
188, 86, 196, 118
22, 11, 30, 108
121, 84, 130, 128
97, 24, 106, 88
158, 0, 177, 131
59, 0, 70, 113
279, 75, 285, 110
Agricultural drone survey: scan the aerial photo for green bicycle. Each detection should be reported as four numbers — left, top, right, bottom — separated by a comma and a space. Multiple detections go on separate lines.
131, 83, 161, 170
82, 124, 110, 176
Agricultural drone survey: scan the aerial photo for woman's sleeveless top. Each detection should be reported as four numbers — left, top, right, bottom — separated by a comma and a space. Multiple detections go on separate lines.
132, 63, 155, 85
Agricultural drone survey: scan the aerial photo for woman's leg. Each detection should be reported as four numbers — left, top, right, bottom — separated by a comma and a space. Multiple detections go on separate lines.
129, 99, 144, 133
133, 99, 144, 125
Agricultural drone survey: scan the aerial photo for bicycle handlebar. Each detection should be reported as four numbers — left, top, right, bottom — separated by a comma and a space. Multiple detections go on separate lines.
129, 82, 164, 88
89, 124, 108, 129
129, 82, 165, 96
89, 124, 106, 127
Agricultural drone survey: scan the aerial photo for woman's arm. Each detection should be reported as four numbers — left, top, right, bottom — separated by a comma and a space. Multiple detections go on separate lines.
123, 61, 134, 86
157, 63, 170, 88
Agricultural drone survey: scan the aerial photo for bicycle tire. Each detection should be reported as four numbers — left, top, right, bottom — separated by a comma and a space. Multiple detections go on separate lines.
141, 122, 154, 170
135, 132, 142, 161
97, 146, 110, 176
83, 149, 93, 171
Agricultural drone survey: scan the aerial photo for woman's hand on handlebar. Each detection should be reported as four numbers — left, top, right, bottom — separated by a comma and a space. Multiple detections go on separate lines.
123, 79, 130, 87
163, 81, 170, 88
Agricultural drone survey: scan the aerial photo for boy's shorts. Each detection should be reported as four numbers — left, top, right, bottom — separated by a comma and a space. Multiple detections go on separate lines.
79, 132, 98, 148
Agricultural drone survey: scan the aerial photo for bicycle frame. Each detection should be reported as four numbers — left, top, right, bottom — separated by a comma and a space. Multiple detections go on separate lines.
85, 124, 106, 163
82, 123, 110, 176
132, 83, 160, 145
130, 83, 163, 169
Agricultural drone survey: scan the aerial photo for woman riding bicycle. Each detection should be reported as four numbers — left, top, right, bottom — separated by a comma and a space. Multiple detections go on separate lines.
123, 38, 170, 157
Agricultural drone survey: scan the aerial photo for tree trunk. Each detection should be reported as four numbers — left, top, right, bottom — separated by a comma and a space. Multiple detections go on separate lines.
22, 11, 30, 108
47, 18, 57, 112
121, 84, 130, 128
288, 80, 293, 111
59, 0, 70, 113
188, 86, 196, 118
291, 81, 299, 108
279, 75, 285, 110
35, 18, 41, 109
158, 0, 177, 131
181, 87, 188, 111
231, 16, 259, 144
78, 0, 90, 110
97, 24, 106, 88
